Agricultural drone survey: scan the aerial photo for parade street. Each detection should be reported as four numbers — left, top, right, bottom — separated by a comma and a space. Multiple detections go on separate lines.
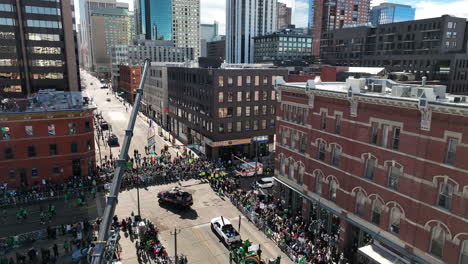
115, 180, 293, 264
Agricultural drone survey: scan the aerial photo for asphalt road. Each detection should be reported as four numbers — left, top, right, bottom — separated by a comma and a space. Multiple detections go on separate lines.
115, 180, 292, 264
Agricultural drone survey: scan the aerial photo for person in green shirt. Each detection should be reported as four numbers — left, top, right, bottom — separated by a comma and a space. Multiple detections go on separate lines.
63, 240, 69, 253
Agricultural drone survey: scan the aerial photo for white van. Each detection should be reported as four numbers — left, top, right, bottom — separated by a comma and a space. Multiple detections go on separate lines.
233, 162, 263, 177
255, 177, 274, 189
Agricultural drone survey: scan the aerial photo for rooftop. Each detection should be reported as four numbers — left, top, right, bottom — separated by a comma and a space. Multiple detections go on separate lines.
372, 3, 413, 9
278, 77, 468, 108
0, 90, 95, 114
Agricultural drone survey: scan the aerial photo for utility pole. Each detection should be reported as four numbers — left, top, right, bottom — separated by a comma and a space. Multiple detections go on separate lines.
171, 228, 181, 263
238, 215, 241, 234
136, 153, 141, 216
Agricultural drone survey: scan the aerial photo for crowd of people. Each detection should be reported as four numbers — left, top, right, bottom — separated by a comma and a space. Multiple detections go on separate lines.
227, 189, 348, 264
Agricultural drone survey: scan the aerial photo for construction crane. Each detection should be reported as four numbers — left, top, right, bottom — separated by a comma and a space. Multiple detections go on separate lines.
89, 59, 151, 264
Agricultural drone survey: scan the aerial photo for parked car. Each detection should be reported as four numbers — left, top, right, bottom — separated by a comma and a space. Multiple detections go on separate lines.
157, 187, 193, 207
255, 177, 275, 189
107, 134, 119, 147
233, 162, 263, 177
99, 120, 109, 130
210, 216, 241, 246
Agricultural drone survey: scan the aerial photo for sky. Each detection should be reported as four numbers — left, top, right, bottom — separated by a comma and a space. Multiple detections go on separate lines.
74, 0, 468, 35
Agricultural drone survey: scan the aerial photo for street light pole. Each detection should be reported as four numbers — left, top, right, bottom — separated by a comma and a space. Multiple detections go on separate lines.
136, 153, 141, 216
171, 228, 181, 263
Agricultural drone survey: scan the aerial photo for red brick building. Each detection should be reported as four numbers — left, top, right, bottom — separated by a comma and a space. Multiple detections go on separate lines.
0, 91, 96, 186
119, 65, 141, 104
274, 77, 468, 264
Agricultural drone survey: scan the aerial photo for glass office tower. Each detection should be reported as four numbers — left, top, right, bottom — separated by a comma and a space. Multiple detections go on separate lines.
135, 0, 172, 40
289, 0, 313, 33
370, 3, 415, 25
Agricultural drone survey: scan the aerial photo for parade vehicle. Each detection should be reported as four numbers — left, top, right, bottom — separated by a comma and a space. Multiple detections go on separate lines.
157, 187, 193, 207
233, 162, 264, 177
255, 177, 274, 189
210, 216, 241, 246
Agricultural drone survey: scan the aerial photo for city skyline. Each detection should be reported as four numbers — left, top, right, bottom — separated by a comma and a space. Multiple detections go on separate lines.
74, 0, 468, 35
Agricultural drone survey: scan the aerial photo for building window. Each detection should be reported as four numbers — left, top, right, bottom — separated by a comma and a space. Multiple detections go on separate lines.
320, 112, 326, 130
4, 148, 13, 160
270, 105, 275, 115
317, 142, 326, 161
280, 156, 286, 175
261, 120, 266, 130
85, 121, 91, 132
331, 146, 340, 167
329, 180, 337, 202
381, 125, 389, 147
254, 91, 259, 101
8, 170, 15, 180
236, 106, 242, 117
335, 115, 341, 134
246, 76, 251, 85
227, 122, 233, 133
389, 207, 401, 234
437, 181, 453, 210
364, 158, 376, 180
290, 133, 296, 150
445, 138, 458, 165
237, 91, 242, 102
289, 162, 295, 180
245, 106, 251, 117
253, 120, 258, 130
27, 145, 36, 157
298, 166, 304, 184
245, 121, 250, 131
227, 92, 233, 102
49, 144, 58, 155
460, 241, 468, 264
52, 165, 60, 174
315, 174, 322, 194
370, 122, 379, 144
87, 140, 92, 151
218, 76, 223, 87
254, 76, 259, 86
237, 76, 242, 86
25, 125, 33, 137
355, 192, 366, 217
254, 106, 259, 115
218, 108, 227, 118
371, 199, 383, 225
271, 90, 276, 100
429, 226, 445, 258
392, 128, 400, 150
299, 136, 306, 153
236, 121, 241, 132
218, 123, 224, 133
227, 77, 233, 86
48, 124, 55, 136
68, 123, 76, 135
31, 168, 38, 177
70, 142, 78, 153
1, 127, 10, 140
218, 92, 223, 103
262, 91, 267, 101
387, 166, 400, 190
246, 91, 251, 102
261, 105, 267, 115
263, 76, 268, 84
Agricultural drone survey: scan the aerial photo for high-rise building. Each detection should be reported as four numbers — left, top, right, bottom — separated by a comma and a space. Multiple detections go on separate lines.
226, 0, 278, 63
79, 0, 120, 71
172, 0, 200, 58
134, 0, 172, 40
370, 3, 415, 25
277, 2, 292, 30
200, 22, 219, 57
312, 0, 371, 57
207, 39, 226, 60
90, 7, 133, 79
0, 0, 80, 97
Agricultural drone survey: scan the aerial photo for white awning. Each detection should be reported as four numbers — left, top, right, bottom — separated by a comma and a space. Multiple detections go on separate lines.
358, 243, 410, 264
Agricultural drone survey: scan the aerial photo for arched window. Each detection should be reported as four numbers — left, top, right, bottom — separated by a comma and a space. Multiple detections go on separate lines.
460, 240, 468, 264
281, 156, 287, 175
389, 207, 401, 234
387, 166, 401, 190
355, 191, 366, 217
298, 165, 304, 184
371, 199, 383, 225
364, 158, 376, 180
437, 181, 454, 210
315, 173, 322, 194
329, 180, 337, 202
429, 225, 445, 258
289, 161, 295, 180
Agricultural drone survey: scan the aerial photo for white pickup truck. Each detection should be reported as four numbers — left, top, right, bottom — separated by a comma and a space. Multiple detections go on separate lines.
210, 216, 241, 245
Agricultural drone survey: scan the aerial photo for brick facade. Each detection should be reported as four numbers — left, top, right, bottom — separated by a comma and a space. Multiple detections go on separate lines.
119, 65, 141, 104
0, 109, 96, 186
275, 81, 468, 264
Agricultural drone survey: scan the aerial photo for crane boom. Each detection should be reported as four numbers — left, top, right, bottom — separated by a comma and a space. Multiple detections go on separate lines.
90, 59, 151, 264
